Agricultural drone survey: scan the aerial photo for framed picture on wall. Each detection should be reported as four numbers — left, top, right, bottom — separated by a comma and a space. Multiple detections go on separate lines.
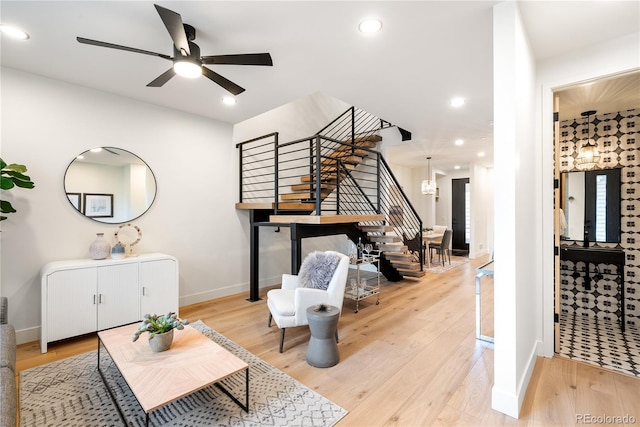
66, 193, 81, 212
83, 193, 113, 218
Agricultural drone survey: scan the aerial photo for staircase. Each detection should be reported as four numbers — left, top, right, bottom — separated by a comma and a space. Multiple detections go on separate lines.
236, 106, 425, 280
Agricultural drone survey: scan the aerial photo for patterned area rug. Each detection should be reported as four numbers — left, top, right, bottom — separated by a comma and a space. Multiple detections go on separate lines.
20, 321, 347, 426
423, 256, 469, 274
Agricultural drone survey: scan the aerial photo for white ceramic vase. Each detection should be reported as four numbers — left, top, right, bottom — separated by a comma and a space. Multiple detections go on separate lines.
89, 233, 111, 260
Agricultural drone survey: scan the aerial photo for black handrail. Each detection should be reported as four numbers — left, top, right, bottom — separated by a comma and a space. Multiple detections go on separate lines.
236, 107, 423, 267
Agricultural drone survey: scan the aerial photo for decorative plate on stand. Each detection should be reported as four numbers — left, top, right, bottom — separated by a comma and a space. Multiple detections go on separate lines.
114, 223, 142, 257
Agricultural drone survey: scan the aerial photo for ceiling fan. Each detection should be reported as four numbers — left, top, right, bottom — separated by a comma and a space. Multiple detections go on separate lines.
77, 4, 273, 96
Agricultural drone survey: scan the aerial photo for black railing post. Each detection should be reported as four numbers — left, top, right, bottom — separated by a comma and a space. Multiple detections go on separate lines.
238, 143, 243, 203
351, 107, 355, 146
315, 136, 322, 215
376, 154, 381, 214
336, 160, 342, 215
274, 136, 279, 214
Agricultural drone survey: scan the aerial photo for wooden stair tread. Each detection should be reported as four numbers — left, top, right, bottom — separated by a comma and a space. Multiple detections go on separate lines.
368, 235, 401, 243
323, 155, 363, 165
291, 183, 336, 191
390, 260, 419, 266
377, 244, 407, 252
396, 269, 426, 277
280, 192, 331, 201
300, 175, 338, 183
382, 252, 412, 259
276, 202, 316, 210
359, 225, 394, 232
269, 214, 385, 224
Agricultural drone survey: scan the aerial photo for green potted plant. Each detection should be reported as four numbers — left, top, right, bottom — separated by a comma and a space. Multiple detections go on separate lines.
132, 312, 189, 352
1, 158, 35, 221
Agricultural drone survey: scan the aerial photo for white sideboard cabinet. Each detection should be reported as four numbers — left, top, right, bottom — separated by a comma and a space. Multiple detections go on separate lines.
41, 253, 178, 353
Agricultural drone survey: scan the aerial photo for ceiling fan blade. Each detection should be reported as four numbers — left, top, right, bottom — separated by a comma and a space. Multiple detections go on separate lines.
103, 148, 120, 155
146, 68, 176, 87
201, 53, 273, 66
154, 4, 190, 56
202, 67, 245, 95
77, 37, 172, 60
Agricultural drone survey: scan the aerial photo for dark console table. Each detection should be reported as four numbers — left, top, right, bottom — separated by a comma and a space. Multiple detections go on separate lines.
559, 246, 625, 332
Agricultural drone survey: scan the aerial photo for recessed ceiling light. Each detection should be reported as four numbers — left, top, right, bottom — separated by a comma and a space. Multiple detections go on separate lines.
222, 96, 237, 106
454, 165, 460, 170
0, 24, 30, 40
477, 152, 485, 157
359, 18, 382, 33
454, 139, 464, 146
450, 97, 465, 107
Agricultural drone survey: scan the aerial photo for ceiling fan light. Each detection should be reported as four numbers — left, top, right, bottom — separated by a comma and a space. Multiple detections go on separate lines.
174, 61, 202, 78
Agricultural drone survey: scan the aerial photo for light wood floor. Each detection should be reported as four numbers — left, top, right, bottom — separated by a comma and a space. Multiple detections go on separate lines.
16, 255, 640, 426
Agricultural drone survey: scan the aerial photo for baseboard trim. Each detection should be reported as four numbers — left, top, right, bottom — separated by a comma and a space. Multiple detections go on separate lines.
491, 339, 541, 418
179, 275, 281, 307
16, 326, 40, 346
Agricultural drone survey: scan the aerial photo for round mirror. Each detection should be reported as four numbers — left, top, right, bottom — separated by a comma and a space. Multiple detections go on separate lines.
64, 147, 157, 223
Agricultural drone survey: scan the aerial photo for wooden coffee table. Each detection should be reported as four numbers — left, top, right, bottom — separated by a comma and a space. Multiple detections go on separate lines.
97, 323, 249, 426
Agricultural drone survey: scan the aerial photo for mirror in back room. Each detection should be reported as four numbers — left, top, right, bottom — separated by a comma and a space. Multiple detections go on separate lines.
561, 168, 621, 243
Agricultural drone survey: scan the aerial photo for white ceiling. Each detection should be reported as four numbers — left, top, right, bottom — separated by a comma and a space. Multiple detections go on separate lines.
1, 1, 639, 172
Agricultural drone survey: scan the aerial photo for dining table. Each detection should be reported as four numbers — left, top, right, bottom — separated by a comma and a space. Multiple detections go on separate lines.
422, 232, 444, 268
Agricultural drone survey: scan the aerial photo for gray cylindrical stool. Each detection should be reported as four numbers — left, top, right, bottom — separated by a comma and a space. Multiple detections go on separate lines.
306, 305, 340, 368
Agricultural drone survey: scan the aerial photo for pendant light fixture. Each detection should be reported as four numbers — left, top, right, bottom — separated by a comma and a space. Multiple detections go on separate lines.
421, 157, 437, 195
575, 110, 600, 169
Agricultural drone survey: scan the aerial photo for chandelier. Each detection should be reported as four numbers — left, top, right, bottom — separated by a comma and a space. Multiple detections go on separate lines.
421, 156, 437, 195
575, 110, 600, 169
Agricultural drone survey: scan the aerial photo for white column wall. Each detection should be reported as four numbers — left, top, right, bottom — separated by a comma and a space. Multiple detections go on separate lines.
491, 2, 540, 418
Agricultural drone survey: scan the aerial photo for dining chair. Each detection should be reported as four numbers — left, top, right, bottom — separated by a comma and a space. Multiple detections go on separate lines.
429, 229, 452, 267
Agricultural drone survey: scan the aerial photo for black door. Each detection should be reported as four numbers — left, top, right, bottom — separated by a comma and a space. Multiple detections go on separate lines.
451, 178, 469, 255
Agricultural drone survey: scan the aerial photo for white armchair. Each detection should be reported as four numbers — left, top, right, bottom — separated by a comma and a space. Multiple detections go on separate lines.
267, 251, 349, 352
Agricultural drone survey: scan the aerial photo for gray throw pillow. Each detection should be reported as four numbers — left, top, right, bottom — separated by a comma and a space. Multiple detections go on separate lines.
298, 251, 341, 290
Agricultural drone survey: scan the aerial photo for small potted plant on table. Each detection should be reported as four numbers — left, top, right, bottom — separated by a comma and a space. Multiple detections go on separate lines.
132, 312, 188, 352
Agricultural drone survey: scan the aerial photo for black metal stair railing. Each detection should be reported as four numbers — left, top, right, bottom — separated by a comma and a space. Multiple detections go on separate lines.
235, 132, 278, 206
235, 106, 423, 265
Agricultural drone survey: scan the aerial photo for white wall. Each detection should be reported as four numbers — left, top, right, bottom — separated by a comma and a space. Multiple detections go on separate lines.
538, 33, 640, 357
233, 91, 350, 145
469, 163, 491, 259
0, 68, 274, 344
491, 2, 540, 418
